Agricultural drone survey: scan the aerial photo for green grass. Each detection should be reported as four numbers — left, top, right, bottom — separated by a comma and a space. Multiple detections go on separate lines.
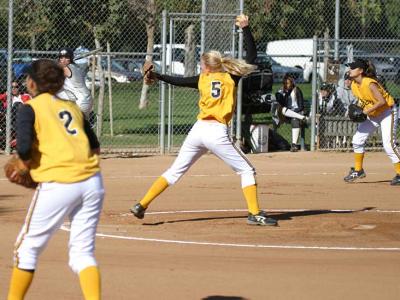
94, 80, 399, 152
94, 81, 312, 150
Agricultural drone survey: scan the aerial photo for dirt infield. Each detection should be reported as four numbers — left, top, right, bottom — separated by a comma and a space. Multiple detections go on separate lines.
1, 151, 399, 300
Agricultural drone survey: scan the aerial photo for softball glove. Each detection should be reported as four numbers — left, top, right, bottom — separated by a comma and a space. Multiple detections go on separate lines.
348, 104, 367, 123
4, 154, 37, 189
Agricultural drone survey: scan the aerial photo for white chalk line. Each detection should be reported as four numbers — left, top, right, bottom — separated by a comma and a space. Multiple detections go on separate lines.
60, 208, 400, 252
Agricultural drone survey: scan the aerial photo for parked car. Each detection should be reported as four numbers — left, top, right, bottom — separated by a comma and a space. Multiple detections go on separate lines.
87, 59, 138, 83
113, 58, 160, 80
0, 50, 32, 90
303, 49, 398, 83
254, 53, 304, 83
368, 56, 398, 82
266, 39, 313, 69
153, 44, 201, 76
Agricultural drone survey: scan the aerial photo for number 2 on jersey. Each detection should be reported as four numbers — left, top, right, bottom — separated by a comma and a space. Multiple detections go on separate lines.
211, 81, 222, 99
59, 110, 78, 135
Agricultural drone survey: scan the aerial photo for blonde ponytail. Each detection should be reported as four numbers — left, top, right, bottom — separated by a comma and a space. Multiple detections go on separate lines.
201, 50, 256, 76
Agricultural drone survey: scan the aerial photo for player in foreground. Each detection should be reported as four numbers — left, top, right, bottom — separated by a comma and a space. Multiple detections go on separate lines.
130, 15, 277, 226
7, 59, 104, 299
344, 59, 400, 185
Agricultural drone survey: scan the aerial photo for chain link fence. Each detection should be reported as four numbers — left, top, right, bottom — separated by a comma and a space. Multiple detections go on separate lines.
0, 0, 399, 154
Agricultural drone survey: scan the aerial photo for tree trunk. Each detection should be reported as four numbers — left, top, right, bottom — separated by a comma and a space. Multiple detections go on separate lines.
139, 0, 156, 110
184, 24, 196, 77
94, 31, 105, 137
30, 34, 36, 51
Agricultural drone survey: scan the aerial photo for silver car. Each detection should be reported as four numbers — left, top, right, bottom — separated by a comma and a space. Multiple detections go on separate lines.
254, 53, 304, 84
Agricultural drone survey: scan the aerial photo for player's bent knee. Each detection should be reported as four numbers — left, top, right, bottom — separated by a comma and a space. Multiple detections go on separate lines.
161, 171, 182, 186
69, 255, 97, 274
240, 171, 256, 188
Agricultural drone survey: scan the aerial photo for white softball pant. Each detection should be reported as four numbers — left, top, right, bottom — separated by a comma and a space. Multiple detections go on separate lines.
76, 96, 93, 118
352, 106, 400, 163
162, 120, 256, 188
13, 172, 105, 274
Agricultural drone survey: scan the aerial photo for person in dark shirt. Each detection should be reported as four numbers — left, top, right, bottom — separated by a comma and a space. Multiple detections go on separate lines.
275, 74, 308, 152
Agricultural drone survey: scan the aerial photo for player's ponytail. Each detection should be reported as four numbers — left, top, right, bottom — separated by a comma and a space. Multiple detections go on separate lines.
202, 50, 256, 76
363, 60, 377, 80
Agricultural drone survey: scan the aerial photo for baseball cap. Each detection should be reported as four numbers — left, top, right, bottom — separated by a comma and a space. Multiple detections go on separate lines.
58, 47, 74, 60
346, 59, 368, 70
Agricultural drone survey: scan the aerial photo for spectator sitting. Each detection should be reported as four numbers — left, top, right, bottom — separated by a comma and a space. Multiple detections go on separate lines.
336, 72, 356, 117
0, 81, 32, 147
275, 74, 308, 152
318, 82, 346, 116
0, 81, 31, 107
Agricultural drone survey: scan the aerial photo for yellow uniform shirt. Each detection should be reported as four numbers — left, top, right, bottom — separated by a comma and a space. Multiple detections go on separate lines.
351, 77, 394, 117
27, 93, 100, 183
197, 72, 236, 124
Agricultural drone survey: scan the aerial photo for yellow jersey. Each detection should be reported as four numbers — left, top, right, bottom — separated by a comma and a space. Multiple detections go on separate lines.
351, 77, 394, 117
27, 93, 100, 183
197, 72, 236, 125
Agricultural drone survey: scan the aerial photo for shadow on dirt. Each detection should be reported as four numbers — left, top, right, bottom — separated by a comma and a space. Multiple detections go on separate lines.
142, 207, 375, 225
272, 207, 375, 221
202, 296, 247, 300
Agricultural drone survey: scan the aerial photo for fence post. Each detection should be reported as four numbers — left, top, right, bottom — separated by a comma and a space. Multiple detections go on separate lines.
5, 0, 14, 155
160, 10, 167, 155
167, 16, 173, 153
235, 0, 244, 146
106, 42, 114, 137
200, 0, 206, 54
310, 35, 318, 151
334, 0, 340, 61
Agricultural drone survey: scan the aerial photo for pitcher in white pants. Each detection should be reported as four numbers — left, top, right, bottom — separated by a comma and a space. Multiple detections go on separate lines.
130, 15, 278, 226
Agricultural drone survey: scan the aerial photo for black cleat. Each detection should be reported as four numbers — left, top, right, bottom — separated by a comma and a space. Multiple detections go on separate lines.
130, 203, 146, 219
344, 167, 366, 183
390, 174, 400, 186
290, 143, 300, 152
247, 211, 278, 226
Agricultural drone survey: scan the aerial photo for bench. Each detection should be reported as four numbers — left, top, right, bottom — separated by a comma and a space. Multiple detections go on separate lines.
316, 115, 382, 151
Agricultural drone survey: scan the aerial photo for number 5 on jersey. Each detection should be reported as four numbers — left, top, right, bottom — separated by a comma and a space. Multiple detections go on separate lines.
211, 81, 222, 99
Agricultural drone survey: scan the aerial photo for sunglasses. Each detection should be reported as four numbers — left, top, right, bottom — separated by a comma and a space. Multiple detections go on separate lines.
12, 85, 19, 88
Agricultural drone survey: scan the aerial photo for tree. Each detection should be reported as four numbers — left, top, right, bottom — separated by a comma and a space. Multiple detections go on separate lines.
127, 0, 203, 109
128, 0, 157, 109
77, 0, 127, 135
14, 0, 52, 50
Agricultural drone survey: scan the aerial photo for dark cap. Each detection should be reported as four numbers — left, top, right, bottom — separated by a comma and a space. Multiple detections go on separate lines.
346, 59, 368, 70
58, 47, 74, 61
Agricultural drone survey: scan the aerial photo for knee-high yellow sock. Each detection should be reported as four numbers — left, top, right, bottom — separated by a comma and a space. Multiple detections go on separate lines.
242, 185, 260, 215
354, 153, 364, 171
79, 266, 101, 300
139, 176, 169, 208
7, 267, 34, 300
394, 162, 400, 175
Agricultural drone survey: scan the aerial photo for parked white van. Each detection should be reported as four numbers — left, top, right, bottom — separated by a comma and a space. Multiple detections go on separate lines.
153, 44, 201, 76
266, 39, 313, 69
